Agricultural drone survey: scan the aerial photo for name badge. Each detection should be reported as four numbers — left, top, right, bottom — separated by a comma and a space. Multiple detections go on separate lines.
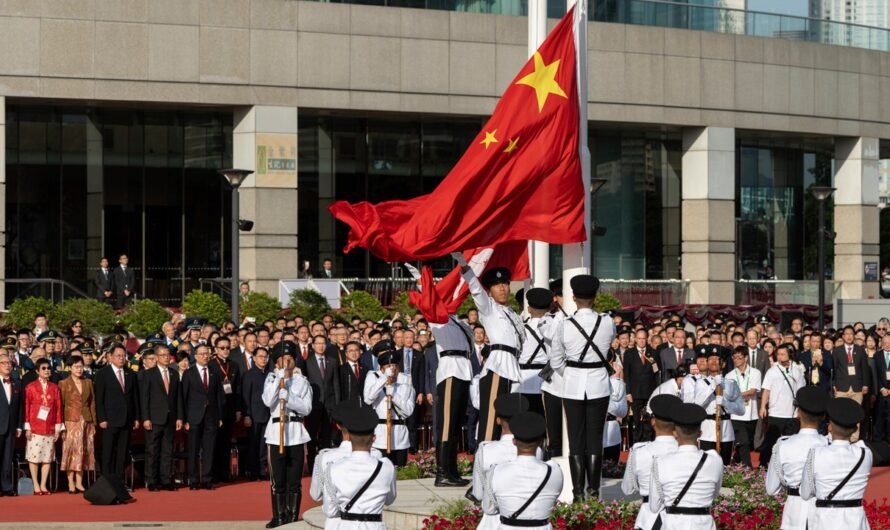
885, 370, 890, 381
223, 382, 233, 395
651, 363, 659, 374
37, 405, 50, 421
847, 366, 856, 376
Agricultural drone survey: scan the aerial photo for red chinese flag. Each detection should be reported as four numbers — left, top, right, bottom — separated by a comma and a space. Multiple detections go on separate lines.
329, 7, 583, 261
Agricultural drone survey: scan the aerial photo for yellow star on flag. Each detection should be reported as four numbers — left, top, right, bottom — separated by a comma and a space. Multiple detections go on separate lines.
504, 137, 520, 154
515, 52, 567, 112
480, 130, 499, 149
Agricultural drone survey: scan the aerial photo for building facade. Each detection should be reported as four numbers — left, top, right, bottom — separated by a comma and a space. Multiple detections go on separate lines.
1, 0, 888, 308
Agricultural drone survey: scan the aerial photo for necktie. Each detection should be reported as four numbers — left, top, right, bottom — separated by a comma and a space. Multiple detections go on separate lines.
405, 350, 411, 372
676, 349, 682, 365
302, 345, 308, 360
162, 368, 169, 394
247, 355, 253, 370
353, 362, 360, 381
847, 346, 853, 364
202, 367, 208, 391
319, 356, 326, 378
2, 378, 9, 384
640, 351, 646, 366
117, 369, 125, 391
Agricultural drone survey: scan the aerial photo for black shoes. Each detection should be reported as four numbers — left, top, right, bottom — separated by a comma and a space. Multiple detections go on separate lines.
568, 454, 586, 503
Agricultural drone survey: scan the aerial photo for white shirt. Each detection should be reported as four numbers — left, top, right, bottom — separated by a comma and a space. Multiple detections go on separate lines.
762, 364, 804, 418
622, 435, 680, 530
726, 367, 762, 421
262, 371, 313, 446
483, 456, 563, 530
472, 434, 543, 530
765, 428, 828, 530
681, 374, 743, 442
363, 371, 415, 451
649, 446, 724, 530
513, 315, 553, 395
800, 440, 872, 530
311, 441, 383, 528
462, 269, 524, 382
430, 317, 474, 384
547, 309, 615, 400
604, 376, 628, 448
323, 451, 396, 529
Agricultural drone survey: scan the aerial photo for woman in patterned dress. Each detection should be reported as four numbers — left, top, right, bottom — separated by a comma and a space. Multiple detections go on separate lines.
60, 355, 96, 493
24, 358, 64, 495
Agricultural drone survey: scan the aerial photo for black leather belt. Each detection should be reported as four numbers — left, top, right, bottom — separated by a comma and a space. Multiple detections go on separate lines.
566, 360, 606, 369
340, 513, 383, 522
786, 487, 800, 496
816, 499, 862, 508
641, 495, 649, 502
607, 414, 617, 421
378, 419, 406, 425
490, 344, 520, 357
665, 506, 710, 515
706, 414, 730, 421
440, 350, 469, 358
272, 415, 301, 423
499, 516, 549, 527
520, 363, 547, 370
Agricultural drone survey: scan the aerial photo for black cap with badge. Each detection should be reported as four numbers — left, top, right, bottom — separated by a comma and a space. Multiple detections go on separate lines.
341, 405, 379, 436
827, 397, 864, 428
481, 267, 511, 288
649, 394, 682, 422
0, 336, 16, 350
525, 288, 553, 310
510, 412, 547, 442
569, 275, 599, 299
671, 403, 707, 427
270, 340, 298, 365
796, 386, 829, 416
494, 393, 529, 420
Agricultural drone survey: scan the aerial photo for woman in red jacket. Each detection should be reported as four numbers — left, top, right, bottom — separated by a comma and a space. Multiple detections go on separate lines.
24, 358, 64, 495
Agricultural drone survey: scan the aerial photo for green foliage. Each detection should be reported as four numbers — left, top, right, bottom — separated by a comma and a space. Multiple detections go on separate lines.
120, 299, 171, 337
395, 462, 426, 481
5, 296, 54, 330
181, 290, 229, 326
339, 290, 387, 322
390, 291, 418, 318
430, 499, 476, 521
240, 291, 283, 323
594, 292, 622, 313
288, 289, 332, 322
50, 298, 117, 335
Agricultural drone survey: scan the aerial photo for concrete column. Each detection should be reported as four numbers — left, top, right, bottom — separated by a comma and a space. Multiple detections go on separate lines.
681, 127, 736, 305
233, 106, 300, 296
834, 137, 880, 300
0, 96, 5, 310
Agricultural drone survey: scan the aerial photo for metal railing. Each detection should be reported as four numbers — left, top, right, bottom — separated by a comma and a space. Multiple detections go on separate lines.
599, 279, 689, 306
5, 278, 93, 304
735, 279, 841, 306
339, 277, 418, 306
198, 277, 234, 305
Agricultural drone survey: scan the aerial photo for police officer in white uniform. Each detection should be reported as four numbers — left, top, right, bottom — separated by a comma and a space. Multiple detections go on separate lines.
323, 405, 397, 529
800, 398, 873, 530
646, 366, 687, 414
482, 412, 563, 530
649, 403, 724, 530
363, 342, 415, 467
541, 280, 566, 459
263, 342, 313, 528
514, 288, 554, 416
455, 253, 524, 445
603, 360, 628, 463
547, 275, 615, 501
683, 347, 744, 465
622, 395, 681, 530
765, 386, 829, 530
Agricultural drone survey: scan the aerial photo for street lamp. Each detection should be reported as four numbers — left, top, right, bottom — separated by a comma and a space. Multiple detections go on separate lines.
811, 186, 835, 330
219, 169, 254, 323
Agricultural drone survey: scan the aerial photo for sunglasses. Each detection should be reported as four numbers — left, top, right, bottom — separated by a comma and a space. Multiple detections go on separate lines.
39, 367, 51, 371
217, 346, 230, 350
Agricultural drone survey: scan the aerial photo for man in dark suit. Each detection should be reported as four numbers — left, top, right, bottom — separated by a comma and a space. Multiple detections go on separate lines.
399, 331, 425, 453
424, 340, 439, 447
466, 324, 487, 453
209, 336, 241, 483
304, 337, 338, 472
832, 325, 870, 442
875, 334, 890, 443
0, 353, 23, 496
330, 339, 367, 406
94, 257, 115, 305
241, 347, 270, 480
658, 329, 695, 382
623, 329, 660, 443
798, 333, 833, 393
140, 344, 182, 491
360, 330, 381, 371
95, 344, 139, 484
112, 254, 136, 308
744, 329, 771, 377
182, 344, 225, 489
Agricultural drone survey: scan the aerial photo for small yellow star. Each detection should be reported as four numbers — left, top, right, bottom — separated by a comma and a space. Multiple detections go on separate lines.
503, 137, 520, 154
515, 52, 567, 112
480, 130, 498, 149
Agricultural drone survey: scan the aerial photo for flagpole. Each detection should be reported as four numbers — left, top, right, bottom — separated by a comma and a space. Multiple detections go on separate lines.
529, 0, 550, 290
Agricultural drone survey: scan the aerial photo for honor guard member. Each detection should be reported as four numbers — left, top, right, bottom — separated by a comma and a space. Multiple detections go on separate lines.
547, 274, 614, 501
514, 288, 554, 416
264, 341, 313, 528
364, 342, 415, 467
471, 394, 535, 530
622, 395, 681, 530
454, 253, 524, 445
683, 347, 744, 465
765, 386, 829, 530
323, 405, 397, 529
540, 286, 565, 459
648, 403, 724, 530
646, 366, 687, 414
482, 412, 563, 530
603, 358, 629, 463
800, 398, 873, 530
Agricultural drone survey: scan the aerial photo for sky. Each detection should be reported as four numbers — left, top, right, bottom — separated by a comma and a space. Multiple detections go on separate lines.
745, 0, 809, 17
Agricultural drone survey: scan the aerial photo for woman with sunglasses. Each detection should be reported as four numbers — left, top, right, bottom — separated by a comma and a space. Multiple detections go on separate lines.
24, 358, 64, 495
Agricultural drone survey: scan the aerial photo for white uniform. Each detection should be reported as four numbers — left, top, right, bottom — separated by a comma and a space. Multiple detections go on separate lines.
311, 442, 383, 529
765, 429, 829, 530
547, 308, 615, 400
681, 375, 744, 443
323, 451, 396, 530
649, 446, 723, 530
462, 269, 524, 382
472, 434, 544, 530
430, 316, 474, 385
646, 379, 681, 414
363, 371, 415, 452
800, 440, 873, 530
604, 376, 628, 449
262, 370, 312, 446
513, 315, 553, 394
622, 435, 680, 530
726, 367, 762, 421
483, 456, 564, 530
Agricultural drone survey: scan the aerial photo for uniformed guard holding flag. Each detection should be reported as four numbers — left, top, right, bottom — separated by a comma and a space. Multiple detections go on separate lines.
800, 397, 873, 530
622, 394, 681, 530
547, 274, 614, 501
482, 411, 563, 530
683, 347, 744, 465
263, 341, 312, 528
649, 403, 724, 530
765, 386, 829, 530
364, 341, 415, 467
454, 253, 524, 445
514, 288, 554, 416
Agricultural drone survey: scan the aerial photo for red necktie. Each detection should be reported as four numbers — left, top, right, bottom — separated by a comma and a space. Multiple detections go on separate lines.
353, 363, 360, 381
302, 346, 308, 360
677, 349, 682, 365
202, 367, 208, 391
2, 378, 9, 384
162, 369, 169, 394
641, 352, 646, 366
117, 369, 125, 391
847, 346, 853, 364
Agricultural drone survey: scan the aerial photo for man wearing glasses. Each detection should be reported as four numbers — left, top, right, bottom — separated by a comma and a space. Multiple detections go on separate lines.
95, 344, 139, 490
210, 336, 242, 483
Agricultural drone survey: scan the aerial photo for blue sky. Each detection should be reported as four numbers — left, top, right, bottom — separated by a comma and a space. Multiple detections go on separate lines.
746, 0, 809, 17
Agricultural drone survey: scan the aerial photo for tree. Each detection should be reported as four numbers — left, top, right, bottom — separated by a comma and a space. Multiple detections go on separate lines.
120, 299, 172, 337
5, 297, 54, 331
340, 291, 387, 322
240, 292, 283, 323
181, 290, 229, 326
50, 298, 117, 335
288, 289, 332, 322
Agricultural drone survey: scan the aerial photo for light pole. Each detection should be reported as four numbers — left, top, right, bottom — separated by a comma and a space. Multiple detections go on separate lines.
219, 169, 253, 323
811, 186, 834, 330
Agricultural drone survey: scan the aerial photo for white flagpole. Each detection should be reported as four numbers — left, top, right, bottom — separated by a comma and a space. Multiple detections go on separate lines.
529, 0, 550, 290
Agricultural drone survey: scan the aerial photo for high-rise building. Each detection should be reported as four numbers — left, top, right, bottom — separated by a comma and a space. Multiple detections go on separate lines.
810, 0, 890, 28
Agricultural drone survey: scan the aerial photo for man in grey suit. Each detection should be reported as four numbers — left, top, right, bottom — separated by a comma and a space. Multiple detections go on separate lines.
658, 329, 694, 382
744, 329, 771, 376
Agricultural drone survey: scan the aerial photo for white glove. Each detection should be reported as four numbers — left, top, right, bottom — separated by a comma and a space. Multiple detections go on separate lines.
712, 375, 724, 385
450, 252, 468, 267
275, 368, 285, 379
384, 367, 394, 378
715, 396, 724, 407
278, 389, 289, 401
403, 263, 421, 281
385, 385, 395, 396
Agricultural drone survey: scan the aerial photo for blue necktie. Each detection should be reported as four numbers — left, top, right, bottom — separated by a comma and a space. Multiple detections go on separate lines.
405, 349, 411, 372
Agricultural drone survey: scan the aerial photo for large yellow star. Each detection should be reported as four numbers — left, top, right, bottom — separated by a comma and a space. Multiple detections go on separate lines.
480, 130, 498, 149
515, 52, 567, 112
504, 137, 520, 154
